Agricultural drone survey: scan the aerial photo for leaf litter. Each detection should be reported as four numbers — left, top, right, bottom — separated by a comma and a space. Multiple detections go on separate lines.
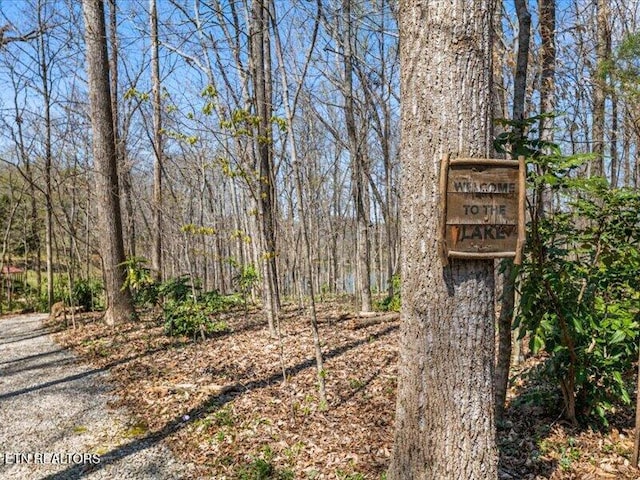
48, 305, 640, 479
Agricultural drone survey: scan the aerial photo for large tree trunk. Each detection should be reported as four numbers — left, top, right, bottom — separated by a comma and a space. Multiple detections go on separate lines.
251, 0, 280, 336
389, 0, 498, 478
108, 0, 136, 259
82, 0, 134, 326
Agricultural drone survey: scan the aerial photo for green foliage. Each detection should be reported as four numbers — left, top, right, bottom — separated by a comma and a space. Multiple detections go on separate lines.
181, 224, 216, 235
213, 407, 235, 427
121, 257, 158, 307
123, 87, 149, 102
236, 446, 294, 480
270, 115, 287, 133
70, 278, 104, 312
157, 275, 191, 304
516, 153, 640, 425
494, 113, 561, 158
375, 275, 401, 312
612, 32, 640, 98
201, 84, 218, 98
163, 297, 230, 339
33, 276, 75, 312
219, 108, 260, 137
159, 276, 242, 339
200, 290, 244, 313
233, 263, 259, 296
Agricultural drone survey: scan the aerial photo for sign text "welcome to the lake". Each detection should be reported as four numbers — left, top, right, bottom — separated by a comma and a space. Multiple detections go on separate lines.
438, 156, 526, 264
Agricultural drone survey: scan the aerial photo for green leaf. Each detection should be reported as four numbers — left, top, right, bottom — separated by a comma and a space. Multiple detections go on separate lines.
531, 334, 545, 354
610, 330, 626, 344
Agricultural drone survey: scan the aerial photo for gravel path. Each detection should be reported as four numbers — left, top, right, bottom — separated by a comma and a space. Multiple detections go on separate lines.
0, 313, 192, 479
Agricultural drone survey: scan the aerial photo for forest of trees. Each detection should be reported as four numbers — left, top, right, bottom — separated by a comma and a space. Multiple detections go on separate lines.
0, 0, 638, 312
1, 0, 640, 477
0, 0, 403, 317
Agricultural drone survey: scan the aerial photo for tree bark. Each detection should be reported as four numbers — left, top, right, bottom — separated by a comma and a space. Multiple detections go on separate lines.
36, 0, 54, 310
495, 261, 516, 423
539, 0, 555, 143
82, 0, 134, 325
592, 0, 608, 178
389, 0, 498, 478
251, 0, 280, 336
342, 0, 372, 312
513, 0, 531, 129
108, 0, 136, 259
495, 0, 531, 424
150, 0, 163, 280
538, 0, 555, 218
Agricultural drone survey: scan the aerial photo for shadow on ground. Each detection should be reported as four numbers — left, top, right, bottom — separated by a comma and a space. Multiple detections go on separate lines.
40, 323, 398, 479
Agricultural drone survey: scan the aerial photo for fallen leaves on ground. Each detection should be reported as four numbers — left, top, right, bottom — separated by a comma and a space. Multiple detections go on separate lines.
49, 304, 396, 479
48, 305, 640, 479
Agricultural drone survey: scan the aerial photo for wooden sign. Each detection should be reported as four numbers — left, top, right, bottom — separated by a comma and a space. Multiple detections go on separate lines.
439, 155, 526, 265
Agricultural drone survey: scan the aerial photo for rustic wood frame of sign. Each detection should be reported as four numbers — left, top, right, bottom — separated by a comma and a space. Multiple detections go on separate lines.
438, 155, 526, 265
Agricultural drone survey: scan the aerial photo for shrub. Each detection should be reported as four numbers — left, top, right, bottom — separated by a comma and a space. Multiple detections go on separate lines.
200, 290, 243, 312
157, 275, 192, 304
71, 278, 104, 312
121, 257, 158, 307
163, 297, 230, 340
516, 159, 640, 425
375, 275, 401, 312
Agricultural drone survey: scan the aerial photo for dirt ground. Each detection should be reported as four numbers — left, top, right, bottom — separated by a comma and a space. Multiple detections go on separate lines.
45, 303, 640, 479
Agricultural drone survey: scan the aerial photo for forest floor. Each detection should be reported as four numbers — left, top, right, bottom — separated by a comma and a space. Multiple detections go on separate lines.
39, 302, 640, 479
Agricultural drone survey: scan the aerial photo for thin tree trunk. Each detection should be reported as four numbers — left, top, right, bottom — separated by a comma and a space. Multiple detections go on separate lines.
150, 0, 163, 280
342, 0, 372, 312
272, 0, 326, 406
592, 0, 608, 178
11, 73, 42, 299
37, 1, 54, 309
0, 190, 24, 312
623, 111, 631, 187
513, 0, 531, 129
539, 0, 556, 145
495, 0, 532, 424
611, 94, 619, 187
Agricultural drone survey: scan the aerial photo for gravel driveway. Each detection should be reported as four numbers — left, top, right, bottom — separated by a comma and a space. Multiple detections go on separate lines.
0, 313, 192, 479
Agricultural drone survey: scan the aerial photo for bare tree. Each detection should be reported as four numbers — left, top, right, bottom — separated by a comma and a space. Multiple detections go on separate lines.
150, 0, 163, 280
342, 0, 372, 312
251, 0, 280, 336
495, 0, 531, 424
271, 0, 326, 405
35, 0, 54, 310
82, 0, 133, 325
592, 0, 610, 178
